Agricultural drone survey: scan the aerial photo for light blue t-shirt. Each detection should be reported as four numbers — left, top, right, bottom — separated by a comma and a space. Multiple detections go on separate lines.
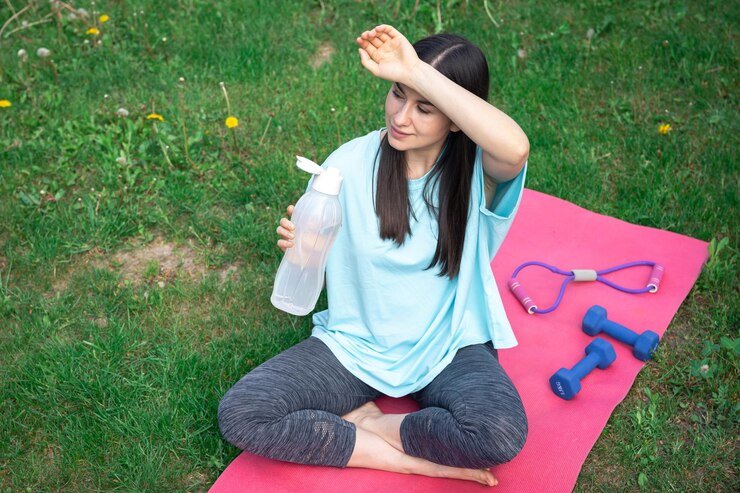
308, 129, 527, 397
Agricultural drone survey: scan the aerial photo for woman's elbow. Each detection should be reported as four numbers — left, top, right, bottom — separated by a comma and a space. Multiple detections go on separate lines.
518, 138, 530, 167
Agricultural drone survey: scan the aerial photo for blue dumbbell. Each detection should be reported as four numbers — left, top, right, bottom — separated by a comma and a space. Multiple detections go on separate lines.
549, 338, 616, 400
582, 305, 660, 361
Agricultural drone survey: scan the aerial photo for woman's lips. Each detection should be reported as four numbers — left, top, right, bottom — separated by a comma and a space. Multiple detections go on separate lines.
391, 126, 411, 139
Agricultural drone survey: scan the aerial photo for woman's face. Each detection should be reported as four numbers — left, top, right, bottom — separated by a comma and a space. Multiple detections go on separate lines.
384, 83, 459, 156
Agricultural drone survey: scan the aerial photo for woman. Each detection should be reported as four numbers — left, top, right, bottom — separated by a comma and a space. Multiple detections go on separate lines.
218, 25, 529, 487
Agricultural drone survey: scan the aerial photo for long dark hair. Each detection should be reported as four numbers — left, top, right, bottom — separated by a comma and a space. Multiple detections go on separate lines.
373, 33, 490, 279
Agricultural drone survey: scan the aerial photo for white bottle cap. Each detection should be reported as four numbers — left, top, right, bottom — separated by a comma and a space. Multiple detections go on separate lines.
295, 156, 343, 196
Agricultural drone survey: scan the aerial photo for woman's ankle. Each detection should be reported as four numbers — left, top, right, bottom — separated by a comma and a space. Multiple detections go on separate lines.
362, 413, 408, 452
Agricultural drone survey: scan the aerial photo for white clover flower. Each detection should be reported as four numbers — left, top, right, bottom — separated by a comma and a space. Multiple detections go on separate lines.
116, 157, 127, 165
37, 47, 51, 58
700, 364, 709, 375
586, 28, 595, 40
162, 37, 167, 43
21, 20, 29, 28
116, 108, 129, 117
77, 8, 89, 18
517, 48, 527, 59
17, 49, 28, 62
178, 76, 185, 83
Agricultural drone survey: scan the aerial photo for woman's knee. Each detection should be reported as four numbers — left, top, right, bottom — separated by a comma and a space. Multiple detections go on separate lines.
217, 377, 286, 449
469, 408, 528, 466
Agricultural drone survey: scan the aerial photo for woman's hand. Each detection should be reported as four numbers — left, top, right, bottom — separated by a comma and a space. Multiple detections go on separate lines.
276, 205, 295, 252
356, 25, 421, 87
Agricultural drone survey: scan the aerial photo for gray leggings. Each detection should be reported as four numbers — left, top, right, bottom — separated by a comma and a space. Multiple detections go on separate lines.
218, 336, 527, 469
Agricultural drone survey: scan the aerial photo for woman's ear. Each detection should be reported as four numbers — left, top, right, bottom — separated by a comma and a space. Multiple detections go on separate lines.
450, 122, 461, 132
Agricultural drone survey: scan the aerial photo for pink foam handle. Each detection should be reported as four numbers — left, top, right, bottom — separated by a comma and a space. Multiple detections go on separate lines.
508, 279, 537, 314
648, 263, 665, 292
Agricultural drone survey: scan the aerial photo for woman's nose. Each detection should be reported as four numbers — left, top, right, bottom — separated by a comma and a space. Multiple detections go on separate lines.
393, 103, 412, 126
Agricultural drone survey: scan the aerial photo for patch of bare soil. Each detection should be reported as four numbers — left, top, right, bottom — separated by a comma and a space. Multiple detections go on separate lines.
50, 237, 239, 293
108, 237, 203, 284
310, 41, 336, 68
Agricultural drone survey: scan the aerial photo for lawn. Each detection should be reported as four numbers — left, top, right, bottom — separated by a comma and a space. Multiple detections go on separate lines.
0, 0, 737, 491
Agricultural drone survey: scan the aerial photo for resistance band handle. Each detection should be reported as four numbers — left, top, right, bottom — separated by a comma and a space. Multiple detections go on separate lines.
647, 264, 664, 293
508, 279, 538, 314
571, 269, 597, 281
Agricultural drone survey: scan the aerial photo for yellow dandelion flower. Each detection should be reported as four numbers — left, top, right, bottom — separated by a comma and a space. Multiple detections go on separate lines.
658, 123, 672, 135
146, 113, 164, 122
225, 116, 239, 128
99, 14, 110, 23
86, 27, 100, 35
0, 99, 11, 108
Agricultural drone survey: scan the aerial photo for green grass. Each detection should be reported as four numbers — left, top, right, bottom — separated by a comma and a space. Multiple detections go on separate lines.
0, 0, 737, 491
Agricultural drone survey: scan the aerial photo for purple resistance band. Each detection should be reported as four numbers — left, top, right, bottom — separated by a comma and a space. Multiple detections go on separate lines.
508, 260, 665, 314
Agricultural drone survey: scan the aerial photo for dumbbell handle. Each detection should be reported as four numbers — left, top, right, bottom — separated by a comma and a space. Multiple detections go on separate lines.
599, 319, 639, 346
570, 352, 601, 379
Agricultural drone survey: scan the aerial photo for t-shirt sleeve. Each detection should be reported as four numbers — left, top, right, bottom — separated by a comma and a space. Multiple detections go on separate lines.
474, 146, 527, 259
476, 147, 527, 219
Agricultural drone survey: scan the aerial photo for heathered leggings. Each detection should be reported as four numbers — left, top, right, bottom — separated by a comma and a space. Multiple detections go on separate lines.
217, 336, 527, 469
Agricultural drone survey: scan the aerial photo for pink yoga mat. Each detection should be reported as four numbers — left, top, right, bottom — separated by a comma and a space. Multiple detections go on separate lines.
210, 189, 708, 493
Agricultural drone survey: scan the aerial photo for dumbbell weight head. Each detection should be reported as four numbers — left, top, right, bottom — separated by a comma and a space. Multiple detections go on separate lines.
581, 305, 608, 336
587, 338, 617, 369
550, 368, 580, 400
549, 339, 616, 400
634, 330, 660, 361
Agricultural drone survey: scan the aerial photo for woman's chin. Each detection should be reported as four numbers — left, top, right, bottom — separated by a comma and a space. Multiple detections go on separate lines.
386, 135, 408, 151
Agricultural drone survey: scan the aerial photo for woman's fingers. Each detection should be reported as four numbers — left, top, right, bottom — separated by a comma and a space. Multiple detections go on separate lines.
277, 239, 293, 252
276, 226, 293, 239
363, 28, 389, 49
375, 24, 401, 38
358, 48, 379, 75
278, 206, 296, 250
368, 34, 383, 49
280, 217, 294, 230
357, 36, 377, 57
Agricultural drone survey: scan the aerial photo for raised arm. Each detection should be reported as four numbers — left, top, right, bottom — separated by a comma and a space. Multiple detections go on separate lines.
357, 24, 529, 183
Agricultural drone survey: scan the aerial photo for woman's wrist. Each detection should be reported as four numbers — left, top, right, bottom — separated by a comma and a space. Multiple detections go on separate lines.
406, 61, 442, 99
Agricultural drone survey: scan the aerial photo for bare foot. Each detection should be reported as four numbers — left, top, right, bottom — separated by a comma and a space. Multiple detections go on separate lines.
348, 425, 498, 487
341, 400, 384, 429
431, 464, 498, 487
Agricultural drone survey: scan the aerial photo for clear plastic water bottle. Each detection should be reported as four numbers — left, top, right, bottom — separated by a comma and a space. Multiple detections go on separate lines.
271, 156, 343, 316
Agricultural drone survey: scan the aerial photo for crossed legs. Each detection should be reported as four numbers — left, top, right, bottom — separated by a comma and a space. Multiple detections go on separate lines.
218, 337, 526, 487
